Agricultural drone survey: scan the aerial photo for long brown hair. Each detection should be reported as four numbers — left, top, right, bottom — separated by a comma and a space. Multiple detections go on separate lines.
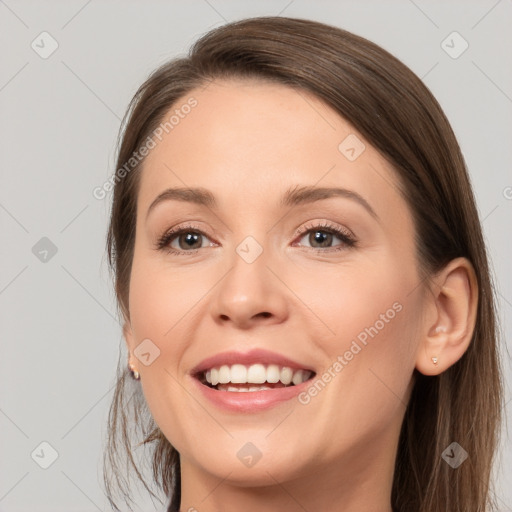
103, 16, 504, 512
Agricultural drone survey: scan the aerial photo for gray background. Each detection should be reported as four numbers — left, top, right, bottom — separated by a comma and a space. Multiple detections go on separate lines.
1, 0, 511, 511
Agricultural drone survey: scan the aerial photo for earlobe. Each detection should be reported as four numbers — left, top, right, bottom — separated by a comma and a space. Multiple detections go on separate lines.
415, 257, 478, 376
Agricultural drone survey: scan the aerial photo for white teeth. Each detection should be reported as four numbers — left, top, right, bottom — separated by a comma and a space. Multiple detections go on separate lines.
247, 364, 267, 384
230, 364, 247, 383
226, 385, 245, 392
202, 363, 313, 387
218, 365, 230, 384
280, 367, 293, 385
266, 364, 280, 383
292, 369, 304, 386
218, 384, 273, 392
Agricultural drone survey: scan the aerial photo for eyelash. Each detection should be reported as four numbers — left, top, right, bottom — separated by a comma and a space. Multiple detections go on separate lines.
155, 221, 357, 256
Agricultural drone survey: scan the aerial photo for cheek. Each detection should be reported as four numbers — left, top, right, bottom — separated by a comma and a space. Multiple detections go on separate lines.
127, 261, 201, 453
291, 254, 415, 345
126, 257, 194, 402
289, 275, 420, 459
128, 254, 210, 344
296, 255, 420, 398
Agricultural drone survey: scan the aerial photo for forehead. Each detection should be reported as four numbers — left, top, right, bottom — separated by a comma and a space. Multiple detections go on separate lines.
137, 78, 404, 220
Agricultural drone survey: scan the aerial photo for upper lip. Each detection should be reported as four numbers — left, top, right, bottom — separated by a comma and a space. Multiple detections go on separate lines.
190, 348, 316, 377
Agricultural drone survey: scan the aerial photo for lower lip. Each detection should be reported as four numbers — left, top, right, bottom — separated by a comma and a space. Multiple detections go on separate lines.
190, 375, 313, 412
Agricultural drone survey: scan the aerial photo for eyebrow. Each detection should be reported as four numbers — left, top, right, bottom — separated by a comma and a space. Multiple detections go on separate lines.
146, 185, 378, 221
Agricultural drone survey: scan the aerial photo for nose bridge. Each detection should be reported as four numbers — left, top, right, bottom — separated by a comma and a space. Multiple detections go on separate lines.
225, 230, 270, 300
210, 224, 288, 327
234, 232, 266, 266
224, 202, 274, 267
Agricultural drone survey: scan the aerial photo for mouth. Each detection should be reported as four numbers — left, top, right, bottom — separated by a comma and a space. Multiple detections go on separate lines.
194, 364, 316, 392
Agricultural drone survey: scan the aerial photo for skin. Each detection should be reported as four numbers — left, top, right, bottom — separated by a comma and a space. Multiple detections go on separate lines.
123, 79, 478, 512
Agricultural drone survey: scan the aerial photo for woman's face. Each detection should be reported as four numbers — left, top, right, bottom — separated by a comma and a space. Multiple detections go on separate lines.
124, 79, 427, 491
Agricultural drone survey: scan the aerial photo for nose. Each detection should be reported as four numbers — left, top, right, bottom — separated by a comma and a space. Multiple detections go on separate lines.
210, 239, 289, 330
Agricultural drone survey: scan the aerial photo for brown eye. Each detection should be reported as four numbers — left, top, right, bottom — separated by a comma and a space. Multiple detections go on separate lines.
174, 231, 204, 251
294, 222, 356, 252
302, 229, 336, 249
156, 224, 214, 255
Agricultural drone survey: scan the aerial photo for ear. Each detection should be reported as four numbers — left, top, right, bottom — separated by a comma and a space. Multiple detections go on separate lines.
415, 257, 478, 376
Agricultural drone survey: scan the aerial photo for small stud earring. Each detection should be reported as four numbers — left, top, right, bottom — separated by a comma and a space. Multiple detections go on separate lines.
129, 363, 140, 380
432, 357, 438, 366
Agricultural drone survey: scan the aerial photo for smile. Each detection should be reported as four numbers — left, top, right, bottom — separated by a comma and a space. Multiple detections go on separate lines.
190, 348, 317, 411
199, 363, 314, 392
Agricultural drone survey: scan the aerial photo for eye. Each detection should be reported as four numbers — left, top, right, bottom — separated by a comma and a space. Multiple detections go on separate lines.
293, 221, 356, 252
156, 223, 215, 255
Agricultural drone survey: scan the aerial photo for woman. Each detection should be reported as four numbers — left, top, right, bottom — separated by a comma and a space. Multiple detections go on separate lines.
102, 16, 504, 512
